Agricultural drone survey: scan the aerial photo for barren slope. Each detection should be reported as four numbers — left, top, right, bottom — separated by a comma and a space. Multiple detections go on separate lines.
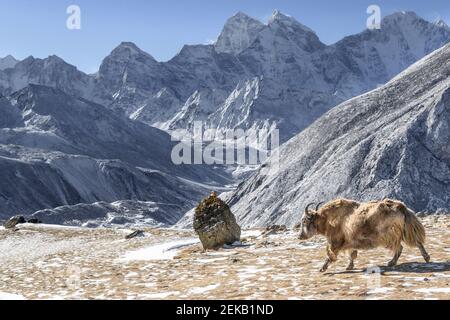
0, 216, 448, 300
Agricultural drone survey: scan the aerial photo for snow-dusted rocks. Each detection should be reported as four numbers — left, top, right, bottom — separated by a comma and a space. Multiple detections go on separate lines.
32, 201, 182, 228
227, 42, 450, 227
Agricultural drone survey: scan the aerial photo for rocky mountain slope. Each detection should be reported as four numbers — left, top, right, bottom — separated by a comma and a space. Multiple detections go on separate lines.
0, 85, 229, 222
133, 11, 450, 141
226, 42, 450, 227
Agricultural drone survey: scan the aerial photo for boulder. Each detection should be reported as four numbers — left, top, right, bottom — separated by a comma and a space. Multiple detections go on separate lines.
4, 216, 26, 229
193, 192, 241, 250
27, 218, 42, 224
125, 230, 145, 240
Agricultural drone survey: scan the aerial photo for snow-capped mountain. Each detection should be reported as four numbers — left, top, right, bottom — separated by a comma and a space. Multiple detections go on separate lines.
0, 55, 95, 99
137, 10, 450, 141
1, 10, 450, 227
215, 11, 266, 55
0, 55, 18, 70
1, 11, 449, 143
0, 85, 229, 221
224, 42, 450, 227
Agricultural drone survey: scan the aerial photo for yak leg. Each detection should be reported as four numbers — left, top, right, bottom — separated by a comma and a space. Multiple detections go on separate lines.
417, 243, 431, 263
346, 250, 358, 271
387, 245, 403, 267
320, 244, 340, 273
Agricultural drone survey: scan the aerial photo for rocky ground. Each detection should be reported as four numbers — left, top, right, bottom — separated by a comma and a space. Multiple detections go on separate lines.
0, 216, 449, 300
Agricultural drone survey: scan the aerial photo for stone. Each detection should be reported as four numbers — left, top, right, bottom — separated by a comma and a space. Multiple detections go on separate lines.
193, 192, 241, 250
27, 218, 42, 224
4, 216, 26, 229
125, 230, 145, 240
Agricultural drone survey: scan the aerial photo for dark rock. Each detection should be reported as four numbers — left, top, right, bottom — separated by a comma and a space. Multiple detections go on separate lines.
125, 230, 145, 240
4, 216, 26, 229
194, 192, 241, 250
229, 257, 241, 264
27, 218, 42, 224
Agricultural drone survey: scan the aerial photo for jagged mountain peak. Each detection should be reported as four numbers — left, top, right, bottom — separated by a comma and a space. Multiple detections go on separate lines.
14, 54, 76, 69
231, 11, 260, 21
215, 11, 266, 54
264, 9, 324, 53
108, 41, 156, 61
0, 54, 19, 70
435, 18, 450, 30
381, 11, 425, 27
268, 10, 314, 33
2, 54, 16, 60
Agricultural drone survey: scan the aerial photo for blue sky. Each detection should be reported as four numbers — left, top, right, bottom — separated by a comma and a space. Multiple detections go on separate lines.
1, 0, 449, 73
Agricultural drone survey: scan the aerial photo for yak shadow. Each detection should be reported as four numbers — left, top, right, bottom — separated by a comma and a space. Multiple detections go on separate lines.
325, 261, 450, 276
386, 261, 450, 273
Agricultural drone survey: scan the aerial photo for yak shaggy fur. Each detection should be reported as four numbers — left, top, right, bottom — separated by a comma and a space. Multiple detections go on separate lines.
299, 199, 430, 272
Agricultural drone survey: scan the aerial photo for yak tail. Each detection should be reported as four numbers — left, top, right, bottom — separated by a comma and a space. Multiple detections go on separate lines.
402, 209, 426, 247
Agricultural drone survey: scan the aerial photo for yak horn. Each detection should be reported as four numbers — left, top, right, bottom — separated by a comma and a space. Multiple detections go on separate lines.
315, 202, 325, 211
305, 203, 315, 215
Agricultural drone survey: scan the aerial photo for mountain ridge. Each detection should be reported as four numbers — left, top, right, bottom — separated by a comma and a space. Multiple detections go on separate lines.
2, 11, 449, 143
222, 42, 450, 227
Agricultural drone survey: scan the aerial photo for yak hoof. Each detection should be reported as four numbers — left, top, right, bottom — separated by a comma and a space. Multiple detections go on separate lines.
346, 264, 354, 271
320, 266, 328, 273
424, 254, 431, 263
387, 260, 397, 268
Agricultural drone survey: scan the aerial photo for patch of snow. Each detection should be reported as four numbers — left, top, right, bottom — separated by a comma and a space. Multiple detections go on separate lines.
0, 292, 25, 300
238, 266, 273, 280
367, 287, 394, 294
189, 284, 219, 294
17, 223, 85, 231
241, 230, 263, 238
120, 238, 199, 261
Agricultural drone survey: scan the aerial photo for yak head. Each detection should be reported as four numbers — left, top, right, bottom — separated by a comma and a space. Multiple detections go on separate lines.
298, 202, 323, 240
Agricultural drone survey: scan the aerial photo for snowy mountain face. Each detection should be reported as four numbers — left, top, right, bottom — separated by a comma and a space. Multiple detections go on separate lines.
0, 85, 230, 221
125, 11, 450, 142
0, 55, 95, 100
215, 12, 266, 55
0, 55, 18, 71
224, 43, 450, 228
1, 10, 450, 227
1, 11, 449, 143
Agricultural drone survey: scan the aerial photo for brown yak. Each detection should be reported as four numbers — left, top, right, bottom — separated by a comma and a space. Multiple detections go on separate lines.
298, 199, 431, 272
